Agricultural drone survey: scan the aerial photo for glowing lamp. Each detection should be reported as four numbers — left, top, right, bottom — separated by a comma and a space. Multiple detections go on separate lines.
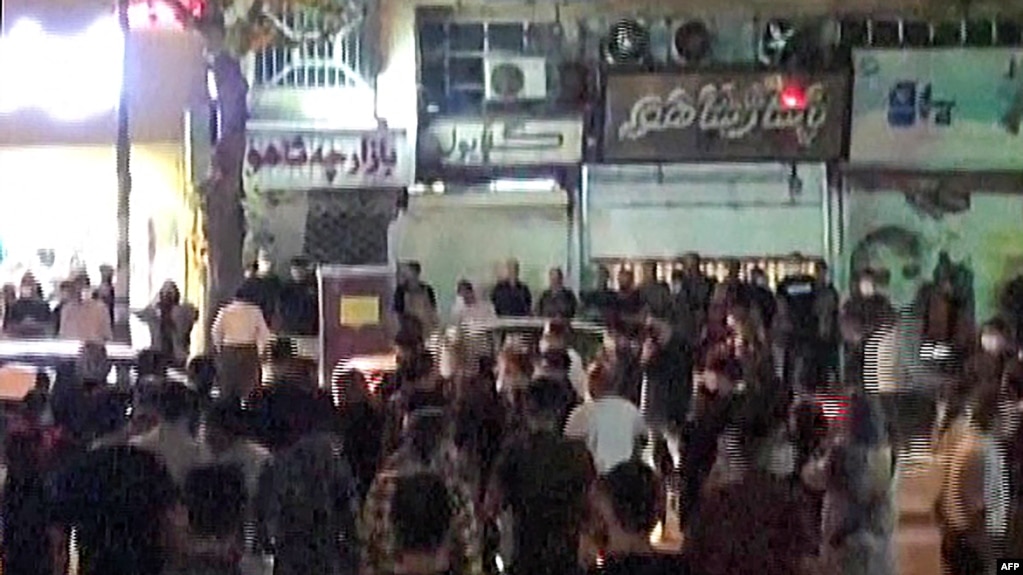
0, 18, 124, 121
779, 85, 807, 110
127, 1, 183, 30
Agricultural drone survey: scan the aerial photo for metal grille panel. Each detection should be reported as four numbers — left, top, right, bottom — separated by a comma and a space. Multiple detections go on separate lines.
303, 189, 398, 265
253, 3, 370, 90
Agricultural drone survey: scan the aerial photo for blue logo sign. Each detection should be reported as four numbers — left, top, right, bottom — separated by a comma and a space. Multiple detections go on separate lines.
886, 81, 956, 128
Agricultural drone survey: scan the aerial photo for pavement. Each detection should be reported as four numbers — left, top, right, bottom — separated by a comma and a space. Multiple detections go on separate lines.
652, 456, 946, 574
895, 457, 943, 575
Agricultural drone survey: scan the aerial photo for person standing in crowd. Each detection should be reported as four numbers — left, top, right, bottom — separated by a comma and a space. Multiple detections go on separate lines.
775, 259, 823, 394
641, 315, 693, 443
495, 343, 533, 407
564, 361, 647, 475
4, 273, 52, 336
581, 265, 617, 318
387, 473, 458, 575
803, 393, 896, 575
278, 256, 319, 336
491, 259, 532, 317
52, 280, 77, 335
48, 446, 182, 575
486, 382, 595, 575
238, 251, 282, 325
841, 270, 896, 392
258, 388, 359, 575
129, 381, 209, 487
168, 464, 249, 575
936, 388, 1009, 575
362, 409, 481, 575
540, 319, 587, 401
204, 401, 272, 517
614, 268, 645, 319
95, 264, 116, 323
1, 283, 17, 325
746, 267, 776, 329
669, 254, 714, 349
921, 261, 974, 351
2, 384, 73, 575
637, 262, 672, 319
681, 350, 743, 527
537, 266, 578, 319
393, 261, 439, 334
58, 273, 113, 342
211, 283, 272, 402
450, 280, 497, 326
588, 461, 691, 575
815, 263, 842, 388
952, 319, 1021, 422
137, 281, 198, 368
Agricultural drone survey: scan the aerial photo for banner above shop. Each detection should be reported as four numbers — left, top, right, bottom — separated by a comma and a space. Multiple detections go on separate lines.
603, 71, 848, 162
850, 49, 1023, 171
418, 116, 584, 167
244, 128, 412, 191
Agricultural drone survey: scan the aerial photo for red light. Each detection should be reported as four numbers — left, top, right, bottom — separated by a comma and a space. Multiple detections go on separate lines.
779, 85, 806, 110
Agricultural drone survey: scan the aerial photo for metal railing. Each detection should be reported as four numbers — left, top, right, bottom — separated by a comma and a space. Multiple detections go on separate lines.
252, 3, 371, 90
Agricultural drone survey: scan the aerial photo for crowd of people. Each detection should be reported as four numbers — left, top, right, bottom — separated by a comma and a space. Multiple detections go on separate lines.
1, 249, 1023, 575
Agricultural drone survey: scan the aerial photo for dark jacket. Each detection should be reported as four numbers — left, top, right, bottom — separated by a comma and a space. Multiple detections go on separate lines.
491, 281, 532, 317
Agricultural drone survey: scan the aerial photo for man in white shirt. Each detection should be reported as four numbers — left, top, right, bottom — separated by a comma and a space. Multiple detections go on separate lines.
564, 361, 647, 474
130, 380, 210, 487
58, 277, 113, 343
450, 280, 497, 325
212, 285, 272, 402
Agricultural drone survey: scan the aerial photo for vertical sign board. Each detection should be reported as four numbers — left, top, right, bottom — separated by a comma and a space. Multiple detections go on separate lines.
849, 48, 1023, 170
318, 265, 395, 387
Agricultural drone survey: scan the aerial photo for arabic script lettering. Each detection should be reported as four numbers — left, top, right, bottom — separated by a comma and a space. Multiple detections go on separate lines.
617, 80, 829, 147
246, 134, 399, 184
436, 120, 569, 164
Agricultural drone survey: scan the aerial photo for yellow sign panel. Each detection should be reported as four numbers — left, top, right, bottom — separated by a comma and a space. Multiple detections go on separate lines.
339, 296, 380, 327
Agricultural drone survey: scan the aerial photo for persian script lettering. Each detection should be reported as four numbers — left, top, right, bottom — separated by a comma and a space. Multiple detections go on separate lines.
246, 134, 400, 184
436, 120, 568, 164
617, 81, 829, 146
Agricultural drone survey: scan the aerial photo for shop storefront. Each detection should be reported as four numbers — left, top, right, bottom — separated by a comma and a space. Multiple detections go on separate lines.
243, 125, 413, 267
592, 70, 848, 284
0, 12, 207, 317
843, 49, 1023, 320
397, 115, 583, 315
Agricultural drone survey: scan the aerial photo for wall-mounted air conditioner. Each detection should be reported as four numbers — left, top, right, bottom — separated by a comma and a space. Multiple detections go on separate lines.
484, 56, 548, 102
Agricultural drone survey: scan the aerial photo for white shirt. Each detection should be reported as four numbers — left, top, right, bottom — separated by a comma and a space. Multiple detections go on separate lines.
567, 348, 587, 401
131, 423, 212, 487
212, 301, 271, 352
59, 299, 113, 342
450, 298, 497, 325
564, 396, 647, 474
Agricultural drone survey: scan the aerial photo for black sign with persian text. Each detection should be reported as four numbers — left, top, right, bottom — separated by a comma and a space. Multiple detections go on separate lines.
603, 71, 848, 162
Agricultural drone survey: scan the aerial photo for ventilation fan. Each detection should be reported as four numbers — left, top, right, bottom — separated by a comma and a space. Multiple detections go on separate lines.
759, 20, 798, 66
671, 20, 713, 65
758, 19, 824, 68
602, 19, 651, 65
484, 56, 548, 102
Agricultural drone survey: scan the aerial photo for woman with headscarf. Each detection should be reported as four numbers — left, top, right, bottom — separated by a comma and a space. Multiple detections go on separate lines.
138, 281, 198, 368
802, 392, 896, 575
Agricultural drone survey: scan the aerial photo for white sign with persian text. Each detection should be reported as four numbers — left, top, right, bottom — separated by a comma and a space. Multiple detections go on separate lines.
420, 117, 584, 166
244, 129, 412, 190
